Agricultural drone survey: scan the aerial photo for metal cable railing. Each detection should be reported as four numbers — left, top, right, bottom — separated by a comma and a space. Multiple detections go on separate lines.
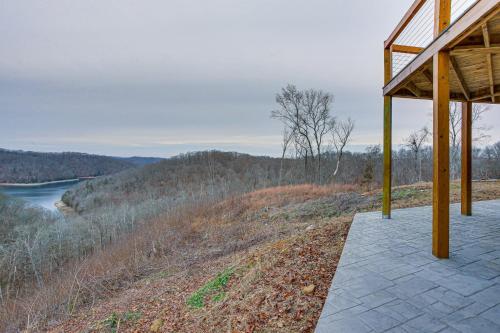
390, 0, 478, 77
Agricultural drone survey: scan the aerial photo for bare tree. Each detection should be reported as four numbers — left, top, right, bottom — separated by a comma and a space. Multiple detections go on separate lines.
301, 89, 334, 182
272, 85, 314, 179
330, 118, 355, 179
405, 126, 430, 182
449, 102, 490, 179
278, 127, 293, 186
271, 84, 335, 183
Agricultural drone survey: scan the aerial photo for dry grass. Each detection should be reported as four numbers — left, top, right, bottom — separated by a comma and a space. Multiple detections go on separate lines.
5, 180, 500, 332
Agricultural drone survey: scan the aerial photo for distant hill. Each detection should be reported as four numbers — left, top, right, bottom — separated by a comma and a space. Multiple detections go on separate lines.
0, 149, 136, 184
62, 151, 293, 212
116, 156, 164, 166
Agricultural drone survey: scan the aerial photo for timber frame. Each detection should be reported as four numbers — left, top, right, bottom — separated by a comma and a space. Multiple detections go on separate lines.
383, 0, 500, 258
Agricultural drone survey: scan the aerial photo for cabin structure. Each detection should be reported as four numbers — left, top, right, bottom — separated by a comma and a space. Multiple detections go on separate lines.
382, 0, 500, 258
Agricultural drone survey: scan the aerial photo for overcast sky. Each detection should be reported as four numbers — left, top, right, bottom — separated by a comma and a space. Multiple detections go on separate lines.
1, 0, 498, 157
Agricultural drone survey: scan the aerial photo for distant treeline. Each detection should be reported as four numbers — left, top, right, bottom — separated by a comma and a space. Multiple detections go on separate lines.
62, 145, 500, 213
0, 149, 139, 183
62, 151, 287, 213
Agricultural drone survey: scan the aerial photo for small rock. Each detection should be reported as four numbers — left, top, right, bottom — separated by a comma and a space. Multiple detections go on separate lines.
306, 225, 314, 231
302, 284, 315, 295
150, 319, 164, 332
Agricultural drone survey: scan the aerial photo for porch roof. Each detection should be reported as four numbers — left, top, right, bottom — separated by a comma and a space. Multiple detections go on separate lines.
383, 0, 500, 104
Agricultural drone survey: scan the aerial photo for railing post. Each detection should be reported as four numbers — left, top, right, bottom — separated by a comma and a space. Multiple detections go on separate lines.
383, 47, 392, 219
432, 0, 451, 259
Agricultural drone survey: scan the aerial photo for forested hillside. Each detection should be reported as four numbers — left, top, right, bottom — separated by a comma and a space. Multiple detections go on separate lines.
62, 151, 291, 212
0, 149, 135, 183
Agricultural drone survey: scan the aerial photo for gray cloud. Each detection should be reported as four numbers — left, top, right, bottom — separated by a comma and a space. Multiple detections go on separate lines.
1, 0, 498, 157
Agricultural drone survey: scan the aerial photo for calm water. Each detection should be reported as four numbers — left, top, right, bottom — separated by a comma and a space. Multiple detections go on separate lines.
0, 181, 79, 211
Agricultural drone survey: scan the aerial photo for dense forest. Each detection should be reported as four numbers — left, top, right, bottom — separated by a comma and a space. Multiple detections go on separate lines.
0, 149, 137, 183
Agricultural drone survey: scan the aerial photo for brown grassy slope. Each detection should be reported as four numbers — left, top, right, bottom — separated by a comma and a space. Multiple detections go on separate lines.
50, 181, 500, 333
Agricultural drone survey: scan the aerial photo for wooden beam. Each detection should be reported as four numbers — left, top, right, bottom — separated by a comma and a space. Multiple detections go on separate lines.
405, 81, 422, 97
434, 0, 452, 36
461, 101, 472, 216
391, 91, 468, 102
450, 56, 470, 100
470, 84, 500, 101
432, 0, 451, 260
385, 0, 427, 49
450, 46, 500, 55
391, 44, 424, 54
433, 50, 451, 259
422, 68, 434, 84
482, 24, 496, 102
383, 48, 392, 219
384, 1, 500, 96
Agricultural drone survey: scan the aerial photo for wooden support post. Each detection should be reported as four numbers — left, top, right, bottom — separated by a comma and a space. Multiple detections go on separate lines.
461, 101, 472, 216
432, 0, 451, 259
383, 48, 392, 219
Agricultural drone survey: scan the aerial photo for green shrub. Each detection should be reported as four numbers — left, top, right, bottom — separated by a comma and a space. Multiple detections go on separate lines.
187, 267, 234, 308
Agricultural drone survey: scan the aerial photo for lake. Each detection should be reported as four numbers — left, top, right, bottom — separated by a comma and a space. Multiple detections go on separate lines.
0, 180, 79, 211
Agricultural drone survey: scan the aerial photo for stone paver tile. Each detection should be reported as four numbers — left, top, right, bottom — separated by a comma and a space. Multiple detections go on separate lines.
443, 301, 496, 326
421, 301, 458, 318
423, 287, 474, 308
344, 274, 394, 298
376, 299, 424, 322
449, 316, 500, 333
404, 313, 447, 332
398, 253, 437, 267
404, 291, 439, 309
331, 265, 373, 287
435, 273, 494, 296
459, 260, 500, 280
384, 326, 412, 332
315, 316, 373, 333
453, 245, 496, 260
322, 293, 361, 316
480, 303, 500, 326
320, 304, 370, 322
378, 264, 423, 281
469, 284, 500, 307
358, 309, 401, 332
439, 256, 479, 269
386, 275, 438, 298
392, 244, 420, 255
438, 327, 462, 333
358, 289, 397, 309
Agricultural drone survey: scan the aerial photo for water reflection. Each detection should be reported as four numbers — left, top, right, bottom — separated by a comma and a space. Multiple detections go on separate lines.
0, 181, 79, 211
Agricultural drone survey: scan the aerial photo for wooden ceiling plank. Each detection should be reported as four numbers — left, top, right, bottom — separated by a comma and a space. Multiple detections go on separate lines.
450, 46, 500, 55
470, 84, 500, 101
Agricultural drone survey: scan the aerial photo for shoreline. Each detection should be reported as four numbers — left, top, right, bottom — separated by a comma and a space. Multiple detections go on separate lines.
0, 178, 81, 188
55, 200, 77, 216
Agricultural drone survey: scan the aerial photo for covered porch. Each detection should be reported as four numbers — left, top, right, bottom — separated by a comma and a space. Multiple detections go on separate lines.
383, 0, 500, 258
316, 200, 500, 332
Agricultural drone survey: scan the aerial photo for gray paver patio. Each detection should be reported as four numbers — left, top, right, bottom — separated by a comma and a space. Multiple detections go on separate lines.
316, 200, 500, 333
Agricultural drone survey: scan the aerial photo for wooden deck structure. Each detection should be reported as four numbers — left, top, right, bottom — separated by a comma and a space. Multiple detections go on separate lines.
383, 0, 500, 258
